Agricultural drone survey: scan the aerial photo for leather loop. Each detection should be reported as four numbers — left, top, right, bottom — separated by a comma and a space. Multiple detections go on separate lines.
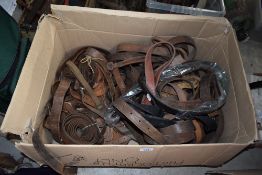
60, 112, 103, 144
144, 41, 177, 95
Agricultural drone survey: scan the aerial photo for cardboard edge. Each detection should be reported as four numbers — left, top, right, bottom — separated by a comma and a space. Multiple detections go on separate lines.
16, 143, 249, 167
202, 144, 248, 166
228, 28, 258, 142
51, 4, 228, 24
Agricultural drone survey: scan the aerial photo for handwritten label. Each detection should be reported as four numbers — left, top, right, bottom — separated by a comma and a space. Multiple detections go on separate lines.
92, 157, 140, 167
60, 154, 185, 167
140, 148, 154, 152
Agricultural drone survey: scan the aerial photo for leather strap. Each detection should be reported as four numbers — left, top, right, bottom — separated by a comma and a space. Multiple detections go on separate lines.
103, 127, 131, 144
60, 112, 103, 144
193, 119, 205, 143
159, 120, 195, 144
45, 79, 71, 142
83, 47, 116, 100
117, 36, 196, 59
32, 124, 77, 175
144, 41, 177, 95
107, 53, 168, 95
142, 60, 228, 116
66, 60, 102, 109
117, 43, 172, 58
112, 67, 126, 94
113, 98, 167, 144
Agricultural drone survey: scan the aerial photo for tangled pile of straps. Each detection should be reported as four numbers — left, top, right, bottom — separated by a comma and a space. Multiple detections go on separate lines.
33, 36, 229, 174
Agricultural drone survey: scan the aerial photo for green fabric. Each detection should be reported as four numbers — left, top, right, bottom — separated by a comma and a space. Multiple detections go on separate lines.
0, 6, 30, 113
224, 0, 236, 10
0, 88, 9, 113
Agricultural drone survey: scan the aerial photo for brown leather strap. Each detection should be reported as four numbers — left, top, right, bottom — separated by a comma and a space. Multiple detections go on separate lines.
45, 79, 71, 142
112, 67, 126, 94
107, 52, 168, 95
117, 36, 196, 59
83, 47, 116, 100
60, 112, 103, 144
193, 119, 205, 143
66, 60, 102, 109
108, 56, 147, 69
109, 36, 194, 96
157, 78, 197, 102
168, 36, 197, 60
144, 41, 176, 95
200, 73, 214, 101
117, 43, 171, 57
113, 98, 167, 144
125, 66, 142, 86
32, 125, 77, 175
167, 83, 188, 102
69, 88, 96, 107
103, 127, 131, 144
159, 120, 195, 144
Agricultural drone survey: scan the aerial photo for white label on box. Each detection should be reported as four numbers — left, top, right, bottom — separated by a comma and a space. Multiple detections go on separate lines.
140, 148, 154, 152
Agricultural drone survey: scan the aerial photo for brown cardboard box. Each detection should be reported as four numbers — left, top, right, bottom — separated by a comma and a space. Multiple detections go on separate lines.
0, 5, 258, 167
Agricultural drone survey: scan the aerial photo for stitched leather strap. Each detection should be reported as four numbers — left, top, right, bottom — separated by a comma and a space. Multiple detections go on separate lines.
114, 98, 167, 144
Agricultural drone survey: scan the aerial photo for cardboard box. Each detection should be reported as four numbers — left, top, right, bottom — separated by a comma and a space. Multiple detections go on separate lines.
0, 5, 258, 167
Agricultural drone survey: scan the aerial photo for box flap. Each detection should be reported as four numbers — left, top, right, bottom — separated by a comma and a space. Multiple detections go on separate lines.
0, 17, 59, 136
51, 5, 229, 37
